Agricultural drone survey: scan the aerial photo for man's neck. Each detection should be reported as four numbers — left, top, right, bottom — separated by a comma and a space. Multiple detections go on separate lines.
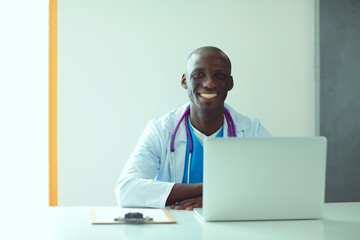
189, 105, 224, 136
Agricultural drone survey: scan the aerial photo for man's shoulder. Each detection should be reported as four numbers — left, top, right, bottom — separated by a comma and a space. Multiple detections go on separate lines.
225, 103, 268, 135
225, 103, 253, 125
148, 103, 189, 133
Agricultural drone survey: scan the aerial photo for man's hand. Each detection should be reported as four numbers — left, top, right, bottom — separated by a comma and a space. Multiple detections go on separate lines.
166, 183, 202, 208
170, 196, 202, 211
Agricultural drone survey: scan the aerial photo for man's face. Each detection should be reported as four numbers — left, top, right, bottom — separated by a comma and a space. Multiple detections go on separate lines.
182, 50, 233, 113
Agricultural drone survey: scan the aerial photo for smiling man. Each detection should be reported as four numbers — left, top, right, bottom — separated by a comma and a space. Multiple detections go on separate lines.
115, 46, 271, 210
182, 47, 233, 136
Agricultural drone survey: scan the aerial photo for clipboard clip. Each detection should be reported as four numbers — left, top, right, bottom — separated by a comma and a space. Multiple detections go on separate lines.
114, 212, 154, 224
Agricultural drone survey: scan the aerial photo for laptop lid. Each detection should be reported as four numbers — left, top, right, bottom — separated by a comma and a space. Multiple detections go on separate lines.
199, 137, 327, 221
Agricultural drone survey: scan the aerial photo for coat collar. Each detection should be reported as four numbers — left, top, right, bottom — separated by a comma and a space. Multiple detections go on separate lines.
164, 102, 248, 140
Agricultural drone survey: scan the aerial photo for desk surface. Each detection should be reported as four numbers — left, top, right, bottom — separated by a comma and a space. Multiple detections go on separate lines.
49, 202, 360, 240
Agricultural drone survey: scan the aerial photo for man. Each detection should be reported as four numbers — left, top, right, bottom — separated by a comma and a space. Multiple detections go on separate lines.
115, 46, 271, 210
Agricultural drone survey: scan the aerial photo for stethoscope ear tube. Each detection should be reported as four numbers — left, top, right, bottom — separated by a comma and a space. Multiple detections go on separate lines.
184, 114, 193, 153
170, 106, 190, 152
224, 107, 237, 137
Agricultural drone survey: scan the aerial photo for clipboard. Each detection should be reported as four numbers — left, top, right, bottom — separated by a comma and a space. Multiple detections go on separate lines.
91, 208, 176, 224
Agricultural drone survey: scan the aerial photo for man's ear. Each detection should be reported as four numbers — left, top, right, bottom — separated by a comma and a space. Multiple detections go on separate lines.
228, 76, 234, 91
181, 74, 188, 89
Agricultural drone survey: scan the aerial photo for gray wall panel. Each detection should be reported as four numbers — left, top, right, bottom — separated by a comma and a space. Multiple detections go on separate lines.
320, 0, 360, 202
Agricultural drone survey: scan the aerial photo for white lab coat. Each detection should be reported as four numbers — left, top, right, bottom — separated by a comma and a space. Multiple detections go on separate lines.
115, 103, 271, 208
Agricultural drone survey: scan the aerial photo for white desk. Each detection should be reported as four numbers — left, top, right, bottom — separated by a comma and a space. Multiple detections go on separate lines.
49, 203, 360, 240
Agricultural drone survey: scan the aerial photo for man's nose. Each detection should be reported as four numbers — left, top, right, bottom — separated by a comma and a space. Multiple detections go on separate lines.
202, 75, 216, 89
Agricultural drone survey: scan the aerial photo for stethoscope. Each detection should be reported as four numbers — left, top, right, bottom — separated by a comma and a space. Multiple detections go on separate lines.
170, 105, 237, 183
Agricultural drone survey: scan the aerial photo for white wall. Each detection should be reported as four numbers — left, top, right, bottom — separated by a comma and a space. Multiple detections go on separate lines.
0, 1, 49, 239
58, 0, 317, 205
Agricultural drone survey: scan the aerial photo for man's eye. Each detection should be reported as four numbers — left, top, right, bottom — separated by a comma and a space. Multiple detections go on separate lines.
193, 73, 204, 79
215, 73, 227, 79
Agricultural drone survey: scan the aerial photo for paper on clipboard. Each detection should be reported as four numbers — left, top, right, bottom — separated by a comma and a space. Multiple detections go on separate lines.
91, 208, 176, 224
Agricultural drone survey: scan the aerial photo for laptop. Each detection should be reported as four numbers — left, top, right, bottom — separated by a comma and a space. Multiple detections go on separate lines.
194, 137, 327, 221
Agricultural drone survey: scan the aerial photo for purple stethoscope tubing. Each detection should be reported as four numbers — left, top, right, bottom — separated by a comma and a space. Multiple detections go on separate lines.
170, 105, 237, 152
224, 107, 237, 137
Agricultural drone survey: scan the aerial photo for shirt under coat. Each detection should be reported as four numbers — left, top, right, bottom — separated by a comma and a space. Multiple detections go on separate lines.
115, 103, 272, 208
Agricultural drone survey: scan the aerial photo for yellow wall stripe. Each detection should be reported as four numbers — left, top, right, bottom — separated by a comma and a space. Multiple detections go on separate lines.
49, 0, 58, 206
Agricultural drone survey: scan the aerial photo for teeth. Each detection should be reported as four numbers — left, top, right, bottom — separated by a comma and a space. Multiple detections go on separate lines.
200, 93, 217, 99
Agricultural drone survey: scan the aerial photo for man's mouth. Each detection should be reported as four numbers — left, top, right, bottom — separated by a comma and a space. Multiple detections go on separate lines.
199, 93, 218, 99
